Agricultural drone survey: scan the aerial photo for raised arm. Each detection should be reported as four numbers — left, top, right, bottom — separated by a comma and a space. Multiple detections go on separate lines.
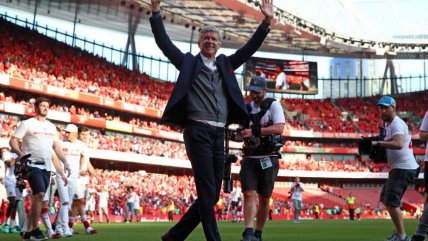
149, 0, 185, 68
227, 0, 273, 69
151, 0, 160, 12
260, 0, 274, 24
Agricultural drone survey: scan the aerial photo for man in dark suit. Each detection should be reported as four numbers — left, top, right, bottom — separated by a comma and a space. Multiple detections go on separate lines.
149, 1, 273, 241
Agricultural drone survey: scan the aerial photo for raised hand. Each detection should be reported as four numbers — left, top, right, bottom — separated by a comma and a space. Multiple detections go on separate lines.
151, 0, 161, 12
260, 0, 273, 24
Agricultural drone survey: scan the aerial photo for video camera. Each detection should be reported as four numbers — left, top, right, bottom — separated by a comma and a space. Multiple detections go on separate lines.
14, 154, 32, 180
358, 125, 387, 163
243, 134, 284, 157
226, 128, 243, 142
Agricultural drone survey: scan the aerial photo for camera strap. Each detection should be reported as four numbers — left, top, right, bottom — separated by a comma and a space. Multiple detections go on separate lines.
246, 98, 276, 127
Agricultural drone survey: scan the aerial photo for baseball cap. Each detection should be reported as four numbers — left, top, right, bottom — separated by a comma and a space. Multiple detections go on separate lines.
244, 76, 267, 93
377, 96, 396, 107
64, 124, 78, 133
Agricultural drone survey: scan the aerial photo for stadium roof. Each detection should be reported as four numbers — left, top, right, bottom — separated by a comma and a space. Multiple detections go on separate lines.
1, 0, 427, 59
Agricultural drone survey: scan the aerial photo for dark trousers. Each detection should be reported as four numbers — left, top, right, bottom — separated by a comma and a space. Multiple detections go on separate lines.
168, 210, 174, 221
349, 209, 355, 220
167, 120, 224, 241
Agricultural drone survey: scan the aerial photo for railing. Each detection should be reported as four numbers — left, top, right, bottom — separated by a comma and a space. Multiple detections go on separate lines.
321, 75, 428, 98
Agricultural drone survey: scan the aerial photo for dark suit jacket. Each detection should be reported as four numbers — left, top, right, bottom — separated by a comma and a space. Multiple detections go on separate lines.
150, 12, 270, 127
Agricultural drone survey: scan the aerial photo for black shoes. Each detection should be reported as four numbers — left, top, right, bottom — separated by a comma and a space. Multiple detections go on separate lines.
161, 232, 174, 241
411, 234, 426, 241
30, 227, 47, 241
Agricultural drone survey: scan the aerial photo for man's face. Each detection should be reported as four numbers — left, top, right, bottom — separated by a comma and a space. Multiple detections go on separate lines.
198, 31, 220, 59
78, 131, 89, 142
250, 90, 265, 105
379, 105, 395, 122
66, 131, 77, 142
36, 101, 49, 117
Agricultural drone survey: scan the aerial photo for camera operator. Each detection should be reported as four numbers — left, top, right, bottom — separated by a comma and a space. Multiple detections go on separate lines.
9, 97, 71, 241
410, 110, 428, 241
372, 96, 419, 241
290, 177, 304, 224
239, 76, 285, 241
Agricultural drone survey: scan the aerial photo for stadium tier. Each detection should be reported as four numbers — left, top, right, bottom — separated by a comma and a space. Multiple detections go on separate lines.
0, 12, 427, 220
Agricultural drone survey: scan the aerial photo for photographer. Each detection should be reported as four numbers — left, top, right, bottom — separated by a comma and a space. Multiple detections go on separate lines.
372, 96, 419, 241
290, 177, 304, 224
239, 76, 285, 241
9, 97, 71, 240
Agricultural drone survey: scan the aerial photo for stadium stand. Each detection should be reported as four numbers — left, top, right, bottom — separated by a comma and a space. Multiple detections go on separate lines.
0, 15, 426, 222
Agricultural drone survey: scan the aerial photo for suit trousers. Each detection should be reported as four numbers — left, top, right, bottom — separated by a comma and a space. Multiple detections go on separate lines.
168, 120, 224, 241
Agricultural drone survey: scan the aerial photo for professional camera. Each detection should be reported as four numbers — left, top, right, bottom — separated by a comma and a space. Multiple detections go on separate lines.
243, 134, 284, 157
14, 154, 32, 180
223, 154, 238, 193
358, 125, 387, 163
226, 128, 243, 142
16, 178, 26, 192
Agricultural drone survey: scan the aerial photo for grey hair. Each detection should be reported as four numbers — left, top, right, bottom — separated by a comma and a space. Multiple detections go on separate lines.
198, 25, 222, 43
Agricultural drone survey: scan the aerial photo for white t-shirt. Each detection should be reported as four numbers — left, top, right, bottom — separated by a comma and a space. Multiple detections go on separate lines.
247, 99, 285, 158
384, 116, 418, 169
127, 191, 136, 203
3, 151, 18, 184
248, 100, 285, 127
60, 140, 87, 180
420, 111, 428, 162
13, 118, 57, 171
275, 72, 287, 90
98, 191, 109, 207
133, 193, 140, 209
0, 156, 5, 182
231, 187, 241, 202
291, 182, 304, 201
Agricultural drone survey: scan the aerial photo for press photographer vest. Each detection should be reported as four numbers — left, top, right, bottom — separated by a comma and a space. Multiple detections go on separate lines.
246, 98, 275, 128
243, 98, 283, 156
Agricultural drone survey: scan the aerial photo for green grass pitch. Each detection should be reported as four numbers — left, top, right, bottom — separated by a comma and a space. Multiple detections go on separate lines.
0, 219, 421, 241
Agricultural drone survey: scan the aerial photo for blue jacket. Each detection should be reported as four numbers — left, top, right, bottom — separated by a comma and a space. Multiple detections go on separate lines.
150, 12, 270, 127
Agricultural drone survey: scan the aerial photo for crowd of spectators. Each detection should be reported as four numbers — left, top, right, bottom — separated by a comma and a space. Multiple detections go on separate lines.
1, 17, 428, 137
0, 16, 426, 177
277, 157, 389, 173
1, 113, 393, 173
0, 90, 182, 133
88, 171, 198, 218
0, 18, 173, 111
46, 170, 394, 222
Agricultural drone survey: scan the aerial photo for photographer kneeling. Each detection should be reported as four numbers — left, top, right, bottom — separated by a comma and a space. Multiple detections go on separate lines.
238, 76, 285, 241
